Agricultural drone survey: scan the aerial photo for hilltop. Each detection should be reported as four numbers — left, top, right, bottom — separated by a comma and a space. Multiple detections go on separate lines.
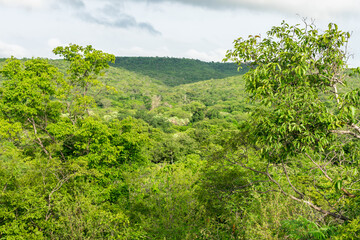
110, 56, 248, 86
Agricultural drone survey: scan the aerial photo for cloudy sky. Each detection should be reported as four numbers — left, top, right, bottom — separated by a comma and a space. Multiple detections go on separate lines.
0, 0, 359, 66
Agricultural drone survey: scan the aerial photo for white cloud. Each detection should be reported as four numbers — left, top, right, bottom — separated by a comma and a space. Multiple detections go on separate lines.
0, 0, 359, 66
186, 49, 226, 62
0, 0, 48, 9
79, 9, 161, 35
116, 46, 170, 57
127, 0, 360, 18
0, 41, 27, 58
126, 46, 146, 55
48, 38, 63, 49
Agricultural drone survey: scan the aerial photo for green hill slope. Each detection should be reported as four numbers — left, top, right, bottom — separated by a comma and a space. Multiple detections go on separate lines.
110, 56, 247, 86
98, 66, 251, 124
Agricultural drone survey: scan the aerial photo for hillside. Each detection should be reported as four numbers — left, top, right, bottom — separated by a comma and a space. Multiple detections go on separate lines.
110, 56, 248, 86
88, 63, 251, 126
2, 52, 360, 239
2, 19, 360, 239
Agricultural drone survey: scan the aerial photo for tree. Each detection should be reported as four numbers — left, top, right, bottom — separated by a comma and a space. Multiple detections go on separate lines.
0, 57, 64, 159
0, 45, 128, 238
1, 44, 115, 161
53, 44, 115, 122
224, 21, 360, 221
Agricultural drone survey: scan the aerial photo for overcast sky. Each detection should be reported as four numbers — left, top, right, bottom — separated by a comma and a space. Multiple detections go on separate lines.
0, 0, 359, 66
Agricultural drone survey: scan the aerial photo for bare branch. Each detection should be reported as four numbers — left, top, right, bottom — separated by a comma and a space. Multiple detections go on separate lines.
312, 177, 338, 211
28, 117, 52, 159
351, 123, 360, 135
305, 153, 356, 198
330, 126, 360, 139
305, 153, 333, 181
298, 198, 348, 221
282, 159, 304, 198
230, 154, 349, 220
333, 84, 340, 105
45, 174, 72, 221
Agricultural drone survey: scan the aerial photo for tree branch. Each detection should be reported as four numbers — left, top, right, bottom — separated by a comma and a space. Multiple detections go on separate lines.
282, 159, 305, 198
45, 174, 72, 221
305, 152, 355, 198
227, 155, 349, 221
330, 130, 360, 139
28, 117, 52, 159
333, 84, 340, 105
305, 153, 333, 181
351, 123, 360, 135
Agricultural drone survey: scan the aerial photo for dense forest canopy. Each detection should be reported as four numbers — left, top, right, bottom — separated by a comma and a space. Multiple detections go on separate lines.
1, 21, 360, 239
110, 56, 248, 86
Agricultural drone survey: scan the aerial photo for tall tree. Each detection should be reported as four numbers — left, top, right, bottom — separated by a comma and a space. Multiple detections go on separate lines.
0, 57, 64, 158
224, 21, 360, 221
53, 44, 115, 123
0, 45, 126, 238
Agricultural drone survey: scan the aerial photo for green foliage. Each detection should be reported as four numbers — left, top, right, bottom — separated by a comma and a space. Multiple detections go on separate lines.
109, 117, 152, 165
0, 57, 63, 124
110, 56, 247, 86
0, 45, 144, 239
334, 216, 360, 239
197, 157, 249, 224
225, 21, 350, 160
53, 44, 115, 120
0, 119, 22, 140
224, 20, 360, 225
1, 33, 360, 239
151, 132, 198, 163
125, 160, 206, 239
281, 216, 335, 239
134, 110, 173, 132
188, 101, 206, 123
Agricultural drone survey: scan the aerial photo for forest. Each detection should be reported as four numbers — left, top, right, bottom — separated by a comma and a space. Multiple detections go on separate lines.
1, 22, 360, 239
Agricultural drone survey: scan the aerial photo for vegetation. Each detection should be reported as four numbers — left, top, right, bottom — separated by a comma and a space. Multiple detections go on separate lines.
1, 21, 360, 239
110, 56, 247, 86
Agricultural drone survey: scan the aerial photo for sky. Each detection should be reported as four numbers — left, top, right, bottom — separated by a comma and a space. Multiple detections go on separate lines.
0, 0, 359, 66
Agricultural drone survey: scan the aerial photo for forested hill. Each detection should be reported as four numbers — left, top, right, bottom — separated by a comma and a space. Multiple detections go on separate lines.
0, 57, 247, 87
110, 56, 248, 86
3, 22, 360, 239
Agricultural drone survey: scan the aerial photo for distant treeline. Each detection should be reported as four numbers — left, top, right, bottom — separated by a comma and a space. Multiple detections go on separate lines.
110, 56, 248, 86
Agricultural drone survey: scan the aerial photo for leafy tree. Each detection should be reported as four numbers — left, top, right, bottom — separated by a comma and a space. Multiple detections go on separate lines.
109, 117, 152, 165
53, 44, 115, 122
125, 159, 206, 239
0, 45, 133, 238
224, 21, 360, 221
134, 110, 172, 132
151, 132, 198, 164
0, 58, 64, 158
